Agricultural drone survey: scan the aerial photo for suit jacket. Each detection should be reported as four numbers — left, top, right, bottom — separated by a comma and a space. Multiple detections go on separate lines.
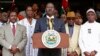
34, 17, 65, 33
35, 16, 65, 56
65, 24, 80, 56
0, 23, 27, 56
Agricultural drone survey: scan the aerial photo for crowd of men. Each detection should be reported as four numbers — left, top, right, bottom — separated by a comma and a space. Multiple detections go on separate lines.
0, 2, 99, 56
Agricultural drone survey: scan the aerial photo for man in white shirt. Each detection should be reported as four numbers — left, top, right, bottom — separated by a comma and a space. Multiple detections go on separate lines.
18, 6, 37, 56
79, 8, 100, 56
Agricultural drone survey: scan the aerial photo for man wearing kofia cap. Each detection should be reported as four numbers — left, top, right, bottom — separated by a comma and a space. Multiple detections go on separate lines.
79, 8, 100, 56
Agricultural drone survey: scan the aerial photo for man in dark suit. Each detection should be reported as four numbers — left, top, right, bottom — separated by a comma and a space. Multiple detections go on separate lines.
34, 3, 65, 56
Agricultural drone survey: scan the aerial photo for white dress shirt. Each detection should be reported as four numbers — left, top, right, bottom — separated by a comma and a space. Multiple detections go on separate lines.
0, 22, 3, 27
10, 22, 17, 28
47, 15, 54, 19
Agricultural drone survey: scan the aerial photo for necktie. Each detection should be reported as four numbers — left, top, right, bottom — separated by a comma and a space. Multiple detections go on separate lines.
69, 26, 73, 37
48, 19, 53, 30
12, 24, 16, 36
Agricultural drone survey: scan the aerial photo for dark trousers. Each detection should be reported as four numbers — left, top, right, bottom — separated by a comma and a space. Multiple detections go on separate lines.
0, 45, 2, 56
38, 48, 61, 56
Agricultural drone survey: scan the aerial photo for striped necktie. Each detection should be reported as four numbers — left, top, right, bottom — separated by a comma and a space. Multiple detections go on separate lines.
48, 19, 53, 30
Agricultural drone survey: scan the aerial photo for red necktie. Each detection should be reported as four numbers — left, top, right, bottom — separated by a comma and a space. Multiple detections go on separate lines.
12, 24, 16, 36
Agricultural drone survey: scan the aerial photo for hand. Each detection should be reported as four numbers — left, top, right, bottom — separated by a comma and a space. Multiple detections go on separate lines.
84, 51, 91, 56
72, 51, 78, 56
16, 48, 20, 52
67, 51, 71, 56
90, 51, 97, 56
67, 51, 74, 56
10, 45, 18, 54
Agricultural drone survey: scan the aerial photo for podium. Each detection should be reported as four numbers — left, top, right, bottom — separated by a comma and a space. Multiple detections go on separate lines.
32, 33, 69, 48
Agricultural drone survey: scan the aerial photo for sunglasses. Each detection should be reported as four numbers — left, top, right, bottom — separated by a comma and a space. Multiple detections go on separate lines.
67, 18, 75, 20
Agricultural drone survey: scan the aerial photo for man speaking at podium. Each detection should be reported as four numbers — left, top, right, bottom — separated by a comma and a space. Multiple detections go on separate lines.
34, 2, 65, 56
